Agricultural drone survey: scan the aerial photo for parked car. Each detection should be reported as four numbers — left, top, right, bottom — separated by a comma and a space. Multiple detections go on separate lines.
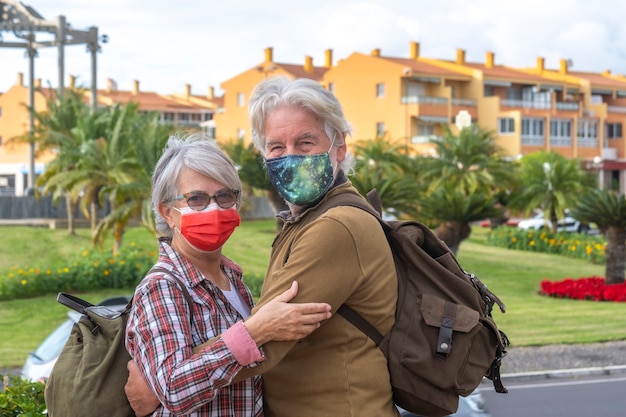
21, 295, 132, 382
397, 389, 492, 417
517, 211, 591, 234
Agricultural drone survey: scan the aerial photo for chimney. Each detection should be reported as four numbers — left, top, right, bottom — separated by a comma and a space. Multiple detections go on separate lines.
410, 41, 420, 59
107, 78, 118, 93
602, 70, 612, 76
185, 83, 191, 99
485, 51, 494, 68
35, 79, 41, 88
456, 48, 466, 65
132, 80, 139, 95
69, 75, 76, 89
559, 58, 568, 74
536, 57, 545, 73
265, 47, 273, 63
17, 72, 24, 86
371, 48, 381, 57
304, 56, 313, 73
324, 49, 333, 68
207, 86, 214, 100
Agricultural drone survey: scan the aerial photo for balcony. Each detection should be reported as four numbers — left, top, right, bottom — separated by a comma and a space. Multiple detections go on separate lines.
607, 105, 626, 114
556, 102, 579, 111
501, 99, 551, 110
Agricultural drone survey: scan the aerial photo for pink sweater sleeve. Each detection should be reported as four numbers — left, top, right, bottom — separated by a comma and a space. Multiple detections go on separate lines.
221, 320, 265, 365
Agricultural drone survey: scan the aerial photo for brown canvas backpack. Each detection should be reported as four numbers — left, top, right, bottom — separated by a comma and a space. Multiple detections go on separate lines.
323, 189, 510, 416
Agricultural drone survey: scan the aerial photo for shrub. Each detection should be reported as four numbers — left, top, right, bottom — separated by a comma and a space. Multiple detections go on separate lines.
0, 375, 46, 416
0, 243, 158, 301
485, 227, 606, 264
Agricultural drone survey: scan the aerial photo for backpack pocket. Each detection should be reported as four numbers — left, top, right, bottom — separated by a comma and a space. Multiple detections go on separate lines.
399, 293, 496, 396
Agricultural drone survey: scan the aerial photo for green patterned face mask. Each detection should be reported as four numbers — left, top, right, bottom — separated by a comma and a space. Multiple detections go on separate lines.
265, 151, 334, 206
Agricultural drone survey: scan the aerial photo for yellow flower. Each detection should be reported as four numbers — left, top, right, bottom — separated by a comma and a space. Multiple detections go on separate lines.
570, 245, 576, 251
21, 279, 27, 285
108, 258, 116, 264
104, 270, 110, 276
586, 245, 593, 255
511, 237, 517, 243
529, 241, 535, 246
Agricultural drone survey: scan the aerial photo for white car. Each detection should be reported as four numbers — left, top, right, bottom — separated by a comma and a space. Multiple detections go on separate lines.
517, 212, 590, 234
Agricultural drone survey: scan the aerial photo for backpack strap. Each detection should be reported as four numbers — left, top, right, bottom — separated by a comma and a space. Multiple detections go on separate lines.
147, 266, 195, 321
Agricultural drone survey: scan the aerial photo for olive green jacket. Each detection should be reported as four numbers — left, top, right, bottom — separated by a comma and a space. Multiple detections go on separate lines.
236, 180, 399, 417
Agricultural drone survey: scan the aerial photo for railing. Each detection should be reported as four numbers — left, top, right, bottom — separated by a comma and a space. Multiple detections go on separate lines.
550, 137, 572, 146
577, 137, 599, 148
521, 136, 545, 146
608, 105, 626, 114
402, 96, 448, 105
556, 102, 579, 111
502, 99, 551, 110
451, 98, 477, 107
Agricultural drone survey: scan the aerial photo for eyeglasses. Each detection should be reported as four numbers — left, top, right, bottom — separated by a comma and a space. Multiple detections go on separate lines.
170, 189, 240, 211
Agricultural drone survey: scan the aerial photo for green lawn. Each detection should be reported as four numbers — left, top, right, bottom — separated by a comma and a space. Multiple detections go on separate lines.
0, 221, 623, 369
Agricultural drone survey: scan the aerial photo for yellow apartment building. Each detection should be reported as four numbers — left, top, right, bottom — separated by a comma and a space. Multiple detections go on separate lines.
214, 46, 331, 143
3, 40, 626, 196
0, 74, 221, 195
215, 41, 626, 192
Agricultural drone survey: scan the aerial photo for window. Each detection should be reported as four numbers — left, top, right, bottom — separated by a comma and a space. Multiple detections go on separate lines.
577, 119, 598, 147
484, 86, 494, 97
607, 122, 622, 139
376, 122, 385, 138
237, 92, 245, 107
328, 82, 334, 93
521, 117, 545, 145
162, 112, 175, 122
0, 107, 3, 118
549, 119, 572, 146
0, 136, 2, 146
498, 117, 514, 134
237, 128, 245, 140
376, 83, 385, 98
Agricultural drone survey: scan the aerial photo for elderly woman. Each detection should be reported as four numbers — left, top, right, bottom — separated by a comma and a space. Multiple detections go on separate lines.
125, 133, 331, 417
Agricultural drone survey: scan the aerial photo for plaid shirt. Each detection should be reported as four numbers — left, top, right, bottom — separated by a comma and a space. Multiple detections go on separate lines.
126, 238, 264, 416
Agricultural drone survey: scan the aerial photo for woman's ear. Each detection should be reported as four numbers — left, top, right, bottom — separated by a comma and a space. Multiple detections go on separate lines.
159, 202, 176, 228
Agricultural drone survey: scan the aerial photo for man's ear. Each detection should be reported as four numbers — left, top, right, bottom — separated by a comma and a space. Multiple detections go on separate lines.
335, 133, 347, 163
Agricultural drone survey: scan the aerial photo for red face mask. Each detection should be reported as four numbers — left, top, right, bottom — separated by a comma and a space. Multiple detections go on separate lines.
175, 203, 241, 252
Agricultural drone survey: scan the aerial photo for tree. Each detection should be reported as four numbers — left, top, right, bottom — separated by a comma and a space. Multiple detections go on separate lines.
220, 139, 288, 230
571, 189, 626, 285
21, 88, 98, 235
350, 136, 424, 218
510, 151, 595, 233
417, 125, 518, 253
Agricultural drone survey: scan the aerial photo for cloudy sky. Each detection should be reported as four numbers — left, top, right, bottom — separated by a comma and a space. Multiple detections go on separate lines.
1, 0, 625, 96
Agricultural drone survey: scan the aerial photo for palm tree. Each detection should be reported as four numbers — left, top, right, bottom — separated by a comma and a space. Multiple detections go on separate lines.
571, 189, 626, 285
417, 124, 518, 253
22, 88, 96, 235
220, 139, 288, 230
350, 136, 424, 218
510, 151, 595, 233
88, 103, 168, 254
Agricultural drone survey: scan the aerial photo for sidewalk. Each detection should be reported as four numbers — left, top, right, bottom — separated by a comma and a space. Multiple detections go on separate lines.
494, 339, 626, 383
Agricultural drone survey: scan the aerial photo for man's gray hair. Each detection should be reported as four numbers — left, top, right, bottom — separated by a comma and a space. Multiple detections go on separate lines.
248, 76, 355, 172
151, 133, 242, 236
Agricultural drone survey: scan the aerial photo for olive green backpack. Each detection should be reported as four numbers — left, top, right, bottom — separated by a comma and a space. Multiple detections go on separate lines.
45, 268, 193, 417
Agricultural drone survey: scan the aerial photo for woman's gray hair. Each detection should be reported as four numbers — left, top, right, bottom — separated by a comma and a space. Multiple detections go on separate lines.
248, 76, 355, 172
152, 133, 242, 236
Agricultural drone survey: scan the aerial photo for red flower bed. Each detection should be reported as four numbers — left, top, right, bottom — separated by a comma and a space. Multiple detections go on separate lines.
540, 276, 626, 302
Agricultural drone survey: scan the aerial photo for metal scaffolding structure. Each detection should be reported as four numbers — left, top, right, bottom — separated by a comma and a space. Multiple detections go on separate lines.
0, 0, 105, 188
